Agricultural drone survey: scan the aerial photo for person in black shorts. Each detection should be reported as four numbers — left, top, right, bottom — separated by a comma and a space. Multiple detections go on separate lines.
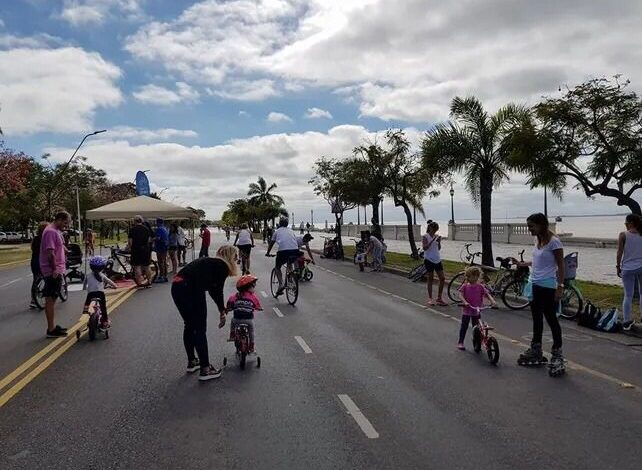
128, 215, 152, 286
265, 218, 300, 296
234, 223, 255, 274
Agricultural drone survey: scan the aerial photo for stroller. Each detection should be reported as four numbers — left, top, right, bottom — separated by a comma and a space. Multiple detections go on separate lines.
66, 243, 85, 283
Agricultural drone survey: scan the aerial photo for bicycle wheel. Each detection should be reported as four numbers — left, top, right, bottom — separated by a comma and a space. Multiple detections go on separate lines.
270, 268, 280, 298
408, 263, 425, 281
59, 275, 68, 302
502, 279, 530, 310
472, 326, 482, 353
303, 269, 313, 282
447, 272, 466, 303
32, 276, 45, 310
149, 260, 158, 283
486, 337, 500, 364
285, 272, 299, 306
88, 312, 98, 341
560, 283, 583, 320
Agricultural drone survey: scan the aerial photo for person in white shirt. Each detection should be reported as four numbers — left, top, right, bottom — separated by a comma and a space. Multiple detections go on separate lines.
517, 212, 565, 369
296, 233, 316, 265
234, 223, 255, 274
364, 231, 383, 272
616, 213, 642, 330
177, 224, 187, 266
422, 221, 446, 306
266, 218, 300, 296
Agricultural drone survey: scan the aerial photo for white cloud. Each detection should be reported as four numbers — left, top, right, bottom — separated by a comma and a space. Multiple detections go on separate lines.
0, 33, 65, 49
60, 0, 145, 26
267, 112, 292, 123
239, 111, 250, 117
132, 82, 199, 105
212, 79, 278, 101
105, 126, 198, 142
43, 124, 381, 217
0, 18, 5, 28
304, 107, 332, 119
125, 0, 642, 119
0, 47, 122, 135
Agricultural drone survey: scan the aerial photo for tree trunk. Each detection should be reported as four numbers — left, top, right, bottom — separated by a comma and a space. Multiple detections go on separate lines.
370, 197, 380, 225
619, 194, 641, 215
479, 172, 494, 267
335, 212, 344, 257
401, 202, 419, 259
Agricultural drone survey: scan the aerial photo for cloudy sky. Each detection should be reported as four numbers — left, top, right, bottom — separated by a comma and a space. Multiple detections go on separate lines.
1, 0, 641, 224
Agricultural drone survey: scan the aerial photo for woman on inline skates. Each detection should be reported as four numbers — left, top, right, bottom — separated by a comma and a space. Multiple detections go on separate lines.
517, 213, 566, 376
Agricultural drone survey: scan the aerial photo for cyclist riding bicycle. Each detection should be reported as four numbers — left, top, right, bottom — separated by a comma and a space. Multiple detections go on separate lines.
265, 218, 300, 296
296, 233, 316, 268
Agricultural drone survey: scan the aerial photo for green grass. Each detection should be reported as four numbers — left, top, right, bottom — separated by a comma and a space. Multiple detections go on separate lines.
341, 245, 640, 319
0, 244, 31, 266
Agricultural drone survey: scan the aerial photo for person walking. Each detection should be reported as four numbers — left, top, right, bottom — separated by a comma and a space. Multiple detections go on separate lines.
616, 214, 642, 331
306, 222, 311, 233
518, 213, 565, 372
422, 222, 447, 306
84, 228, 95, 256
168, 223, 179, 275
154, 218, 169, 283
199, 224, 211, 258
40, 212, 71, 338
128, 215, 153, 286
171, 245, 239, 381
299, 222, 305, 234
177, 223, 187, 266
364, 230, 383, 272
29, 222, 48, 309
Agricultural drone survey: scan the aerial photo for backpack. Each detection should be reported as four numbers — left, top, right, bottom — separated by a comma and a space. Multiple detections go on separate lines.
596, 307, 621, 332
578, 302, 601, 329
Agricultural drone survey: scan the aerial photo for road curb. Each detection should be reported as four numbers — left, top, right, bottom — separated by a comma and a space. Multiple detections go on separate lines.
312, 248, 642, 340
0, 259, 29, 269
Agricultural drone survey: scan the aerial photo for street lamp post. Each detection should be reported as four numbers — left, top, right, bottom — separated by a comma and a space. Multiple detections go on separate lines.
449, 183, 455, 224
158, 187, 169, 197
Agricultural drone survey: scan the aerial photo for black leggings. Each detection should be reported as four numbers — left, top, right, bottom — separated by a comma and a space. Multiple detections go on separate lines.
84, 291, 108, 322
459, 315, 480, 343
199, 246, 209, 258
531, 284, 563, 349
171, 281, 209, 367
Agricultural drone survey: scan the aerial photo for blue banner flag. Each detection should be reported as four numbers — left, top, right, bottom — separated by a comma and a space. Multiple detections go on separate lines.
135, 171, 150, 196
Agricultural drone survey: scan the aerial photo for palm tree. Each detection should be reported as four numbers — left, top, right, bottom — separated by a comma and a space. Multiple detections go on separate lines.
247, 176, 285, 230
421, 97, 529, 267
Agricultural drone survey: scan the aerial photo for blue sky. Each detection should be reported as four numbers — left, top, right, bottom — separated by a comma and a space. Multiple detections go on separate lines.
1, 0, 640, 223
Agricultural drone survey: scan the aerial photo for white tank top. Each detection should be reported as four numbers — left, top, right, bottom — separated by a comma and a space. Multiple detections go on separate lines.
237, 229, 252, 246
622, 231, 642, 271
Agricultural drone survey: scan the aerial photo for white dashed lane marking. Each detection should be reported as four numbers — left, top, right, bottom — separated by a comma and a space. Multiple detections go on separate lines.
338, 394, 379, 439
273, 307, 284, 318
294, 336, 313, 354
260, 291, 268, 298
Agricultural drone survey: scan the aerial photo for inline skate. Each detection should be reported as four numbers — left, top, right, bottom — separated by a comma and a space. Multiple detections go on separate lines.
517, 343, 548, 366
548, 347, 566, 377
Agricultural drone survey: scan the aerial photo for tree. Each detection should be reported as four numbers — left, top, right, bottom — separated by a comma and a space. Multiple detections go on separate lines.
350, 143, 389, 224
247, 176, 284, 230
510, 77, 642, 214
309, 158, 358, 254
0, 145, 33, 199
422, 97, 529, 267
380, 130, 436, 258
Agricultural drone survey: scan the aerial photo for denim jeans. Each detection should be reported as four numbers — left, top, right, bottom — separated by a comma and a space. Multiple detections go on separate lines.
622, 267, 642, 322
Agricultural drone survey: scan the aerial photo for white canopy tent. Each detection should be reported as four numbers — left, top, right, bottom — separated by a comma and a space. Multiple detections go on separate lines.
86, 196, 196, 221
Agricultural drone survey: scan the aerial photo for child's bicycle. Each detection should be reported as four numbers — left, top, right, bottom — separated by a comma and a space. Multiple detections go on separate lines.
223, 322, 261, 370
75, 297, 109, 341
470, 306, 499, 364
296, 257, 314, 282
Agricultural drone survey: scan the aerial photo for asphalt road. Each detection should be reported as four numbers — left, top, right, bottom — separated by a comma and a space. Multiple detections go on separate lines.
1, 233, 641, 469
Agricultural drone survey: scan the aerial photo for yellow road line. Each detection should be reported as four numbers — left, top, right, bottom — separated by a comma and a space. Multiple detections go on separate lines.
0, 259, 29, 268
330, 269, 642, 395
0, 288, 136, 407
0, 288, 130, 393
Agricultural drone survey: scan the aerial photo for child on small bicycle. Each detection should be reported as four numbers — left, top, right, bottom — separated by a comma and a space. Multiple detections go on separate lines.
83, 256, 117, 329
226, 274, 263, 353
457, 266, 496, 350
